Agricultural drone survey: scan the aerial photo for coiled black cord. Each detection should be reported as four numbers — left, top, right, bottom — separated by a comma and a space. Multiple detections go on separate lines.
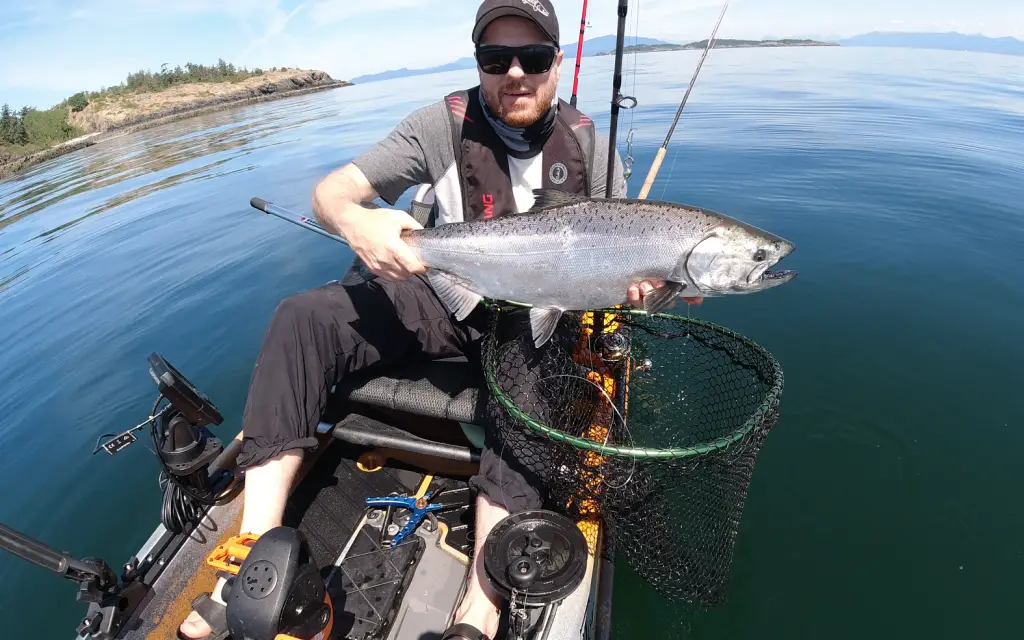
158, 471, 206, 533
149, 394, 221, 533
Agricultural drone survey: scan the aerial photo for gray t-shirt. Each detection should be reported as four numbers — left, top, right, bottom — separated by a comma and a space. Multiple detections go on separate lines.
353, 99, 627, 225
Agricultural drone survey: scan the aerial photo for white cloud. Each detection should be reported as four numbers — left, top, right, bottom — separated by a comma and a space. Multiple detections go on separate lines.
260, 3, 308, 40
309, 0, 433, 25
252, 14, 477, 80
0, 3, 52, 32
129, 0, 282, 18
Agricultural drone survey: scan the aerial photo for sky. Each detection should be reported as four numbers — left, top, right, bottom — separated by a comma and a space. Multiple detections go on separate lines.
2, 0, 1023, 110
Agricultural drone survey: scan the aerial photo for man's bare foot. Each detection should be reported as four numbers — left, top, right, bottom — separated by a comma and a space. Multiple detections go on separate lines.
453, 590, 502, 639
178, 610, 212, 639
447, 493, 509, 638
177, 576, 227, 639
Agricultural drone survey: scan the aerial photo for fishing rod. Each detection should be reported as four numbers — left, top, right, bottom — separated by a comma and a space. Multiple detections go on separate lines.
636, 0, 731, 200
569, 0, 590, 108
250, 197, 350, 246
596, 7, 633, 640
605, 0, 634, 198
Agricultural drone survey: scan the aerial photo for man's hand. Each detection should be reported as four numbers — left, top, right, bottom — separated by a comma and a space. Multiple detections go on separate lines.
337, 207, 427, 281
312, 163, 427, 282
627, 280, 703, 306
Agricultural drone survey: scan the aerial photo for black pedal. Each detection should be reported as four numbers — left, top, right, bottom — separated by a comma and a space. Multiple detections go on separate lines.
223, 527, 333, 640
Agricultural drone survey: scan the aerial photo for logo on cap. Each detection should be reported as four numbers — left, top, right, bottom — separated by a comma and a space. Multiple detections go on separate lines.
520, 0, 549, 17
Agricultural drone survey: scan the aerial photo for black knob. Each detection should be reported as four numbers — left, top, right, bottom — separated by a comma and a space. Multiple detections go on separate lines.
508, 556, 537, 589
595, 332, 628, 364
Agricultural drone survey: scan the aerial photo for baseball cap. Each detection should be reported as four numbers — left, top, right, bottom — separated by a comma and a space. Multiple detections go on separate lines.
472, 0, 560, 47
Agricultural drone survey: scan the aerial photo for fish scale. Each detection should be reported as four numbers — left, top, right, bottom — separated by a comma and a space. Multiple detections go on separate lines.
401, 189, 796, 347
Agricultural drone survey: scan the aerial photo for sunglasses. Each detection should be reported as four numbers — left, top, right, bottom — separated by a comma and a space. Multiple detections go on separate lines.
475, 44, 558, 75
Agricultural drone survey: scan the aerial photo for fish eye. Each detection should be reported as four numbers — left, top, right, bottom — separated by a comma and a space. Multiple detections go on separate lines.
753, 249, 767, 262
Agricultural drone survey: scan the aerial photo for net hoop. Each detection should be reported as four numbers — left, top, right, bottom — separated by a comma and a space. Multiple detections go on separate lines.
482, 306, 784, 460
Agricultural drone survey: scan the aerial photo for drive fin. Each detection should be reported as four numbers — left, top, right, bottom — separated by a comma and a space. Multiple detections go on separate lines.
643, 281, 685, 315
426, 270, 483, 321
529, 188, 585, 211
529, 308, 563, 348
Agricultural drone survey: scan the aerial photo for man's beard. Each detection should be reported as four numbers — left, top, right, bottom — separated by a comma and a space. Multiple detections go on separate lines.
482, 80, 555, 128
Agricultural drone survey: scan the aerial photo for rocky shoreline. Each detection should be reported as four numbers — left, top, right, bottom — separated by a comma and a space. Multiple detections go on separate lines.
0, 70, 350, 181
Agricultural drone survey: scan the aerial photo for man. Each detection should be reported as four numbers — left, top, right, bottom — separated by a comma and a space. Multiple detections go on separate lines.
179, 1, 675, 638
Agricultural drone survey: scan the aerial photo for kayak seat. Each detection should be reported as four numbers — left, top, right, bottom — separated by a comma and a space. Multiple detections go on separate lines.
319, 357, 492, 463
331, 356, 490, 426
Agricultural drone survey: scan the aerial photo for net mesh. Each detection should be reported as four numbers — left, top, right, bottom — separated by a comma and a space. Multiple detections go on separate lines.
481, 304, 784, 606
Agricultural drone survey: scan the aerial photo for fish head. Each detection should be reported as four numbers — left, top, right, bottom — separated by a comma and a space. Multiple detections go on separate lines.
685, 223, 797, 295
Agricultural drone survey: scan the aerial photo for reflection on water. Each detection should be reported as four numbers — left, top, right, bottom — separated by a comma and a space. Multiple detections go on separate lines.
34, 158, 255, 242
0, 98, 337, 291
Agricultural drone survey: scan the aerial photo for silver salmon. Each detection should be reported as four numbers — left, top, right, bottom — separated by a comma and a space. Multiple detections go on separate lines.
400, 189, 797, 347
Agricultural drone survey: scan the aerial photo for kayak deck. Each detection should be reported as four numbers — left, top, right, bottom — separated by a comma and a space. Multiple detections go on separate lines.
283, 441, 476, 638
106, 353, 604, 640
123, 435, 478, 640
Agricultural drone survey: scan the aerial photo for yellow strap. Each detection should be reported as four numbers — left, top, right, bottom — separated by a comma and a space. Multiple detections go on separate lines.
414, 474, 434, 498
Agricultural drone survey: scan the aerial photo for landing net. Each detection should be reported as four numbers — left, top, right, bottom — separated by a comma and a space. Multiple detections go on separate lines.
481, 304, 784, 606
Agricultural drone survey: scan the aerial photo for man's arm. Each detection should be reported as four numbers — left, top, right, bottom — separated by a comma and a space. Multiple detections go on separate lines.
312, 164, 426, 282
312, 102, 449, 281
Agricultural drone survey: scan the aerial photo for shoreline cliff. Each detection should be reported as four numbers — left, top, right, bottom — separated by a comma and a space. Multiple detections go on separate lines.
1, 69, 349, 180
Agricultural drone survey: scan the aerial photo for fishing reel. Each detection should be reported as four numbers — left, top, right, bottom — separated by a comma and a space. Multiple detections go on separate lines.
594, 331, 629, 365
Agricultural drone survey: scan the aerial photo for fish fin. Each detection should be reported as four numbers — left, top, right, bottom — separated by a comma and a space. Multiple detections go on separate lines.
339, 258, 376, 286
529, 308, 563, 348
426, 269, 482, 321
643, 281, 685, 315
529, 188, 584, 211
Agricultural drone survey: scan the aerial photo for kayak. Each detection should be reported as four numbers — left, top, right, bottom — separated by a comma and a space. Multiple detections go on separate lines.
76, 349, 613, 640
0, 347, 613, 639
0, 188, 617, 639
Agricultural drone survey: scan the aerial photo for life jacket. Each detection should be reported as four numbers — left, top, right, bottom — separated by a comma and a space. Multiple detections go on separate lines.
438, 87, 596, 224
348, 91, 597, 287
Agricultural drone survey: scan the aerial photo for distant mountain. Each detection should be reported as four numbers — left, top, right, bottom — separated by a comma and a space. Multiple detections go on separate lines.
591, 38, 838, 56
350, 35, 672, 84
563, 35, 670, 58
350, 58, 477, 84
839, 31, 1024, 56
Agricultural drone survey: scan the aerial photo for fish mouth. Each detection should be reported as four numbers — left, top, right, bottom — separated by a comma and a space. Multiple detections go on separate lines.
757, 268, 798, 284
746, 254, 797, 287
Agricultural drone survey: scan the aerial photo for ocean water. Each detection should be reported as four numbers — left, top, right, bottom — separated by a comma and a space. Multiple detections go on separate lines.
1, 45, 1023, 639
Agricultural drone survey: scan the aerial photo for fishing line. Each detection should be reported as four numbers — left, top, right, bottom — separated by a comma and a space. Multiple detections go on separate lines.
658, 136, 683, 201
622, 0, 642, 182
637, 0, 730, 199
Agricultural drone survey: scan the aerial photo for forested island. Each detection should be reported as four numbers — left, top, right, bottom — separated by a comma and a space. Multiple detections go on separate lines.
0, 60, 348, 179
595, 38, 839, 55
